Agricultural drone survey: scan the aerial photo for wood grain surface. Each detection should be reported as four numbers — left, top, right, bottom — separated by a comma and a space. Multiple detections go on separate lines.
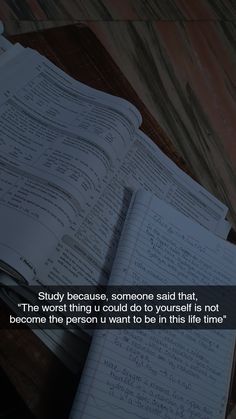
0, 23, 235, 418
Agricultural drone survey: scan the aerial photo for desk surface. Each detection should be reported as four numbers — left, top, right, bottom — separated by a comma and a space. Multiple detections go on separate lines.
0, 23, 235, 418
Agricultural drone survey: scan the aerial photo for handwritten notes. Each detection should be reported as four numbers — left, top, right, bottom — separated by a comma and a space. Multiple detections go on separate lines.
70, 191, 236, 419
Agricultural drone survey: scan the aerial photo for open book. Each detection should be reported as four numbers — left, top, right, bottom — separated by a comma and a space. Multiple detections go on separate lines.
70, 191, 236, 419
0, 34, 231, 287
0, 30, 234, 388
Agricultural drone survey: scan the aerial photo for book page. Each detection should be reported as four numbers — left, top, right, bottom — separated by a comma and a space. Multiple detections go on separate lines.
39, 129, 230, 287
0, 35, 12, 54
0, 43, 24, 67
0, 47, 141, 281
0, 22, 11, 54
70, 191, 236, 419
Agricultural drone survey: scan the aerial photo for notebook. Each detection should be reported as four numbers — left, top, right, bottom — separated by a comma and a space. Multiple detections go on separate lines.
70, 191, 236, 419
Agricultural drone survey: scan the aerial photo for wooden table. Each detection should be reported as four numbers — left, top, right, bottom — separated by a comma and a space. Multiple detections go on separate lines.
0, 23, 235, 418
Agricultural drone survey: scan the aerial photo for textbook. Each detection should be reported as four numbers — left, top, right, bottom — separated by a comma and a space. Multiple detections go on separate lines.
0, 35, 230, 288
0, 31, 235, 415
